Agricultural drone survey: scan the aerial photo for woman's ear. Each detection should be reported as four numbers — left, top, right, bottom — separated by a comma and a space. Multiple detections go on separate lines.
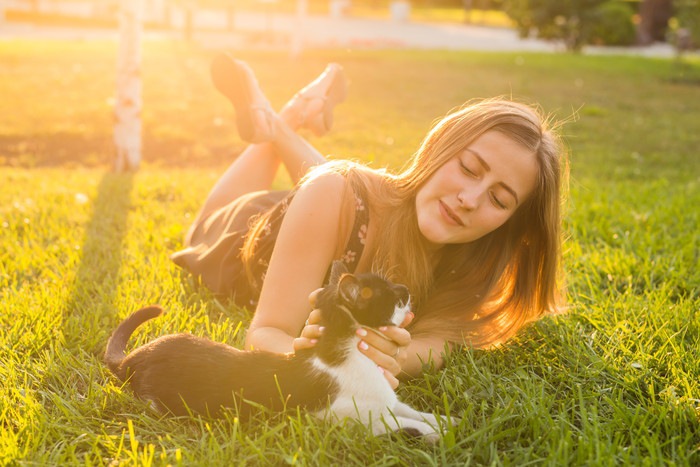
337, 274, 360, 304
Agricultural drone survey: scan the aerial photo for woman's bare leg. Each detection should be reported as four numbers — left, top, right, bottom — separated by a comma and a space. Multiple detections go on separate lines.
191, 57, 346, 225
195, 112, 326, 223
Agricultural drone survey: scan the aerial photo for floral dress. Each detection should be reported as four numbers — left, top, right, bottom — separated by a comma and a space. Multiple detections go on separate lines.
171, 180, 369, 308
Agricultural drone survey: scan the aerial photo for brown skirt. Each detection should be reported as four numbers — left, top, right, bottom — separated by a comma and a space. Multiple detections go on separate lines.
171, 190, 289, 306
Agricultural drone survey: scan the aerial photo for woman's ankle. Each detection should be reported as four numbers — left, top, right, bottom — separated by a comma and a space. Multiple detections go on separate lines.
279, 105, 303, 132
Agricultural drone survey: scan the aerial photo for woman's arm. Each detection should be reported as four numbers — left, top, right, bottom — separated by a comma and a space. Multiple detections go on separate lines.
356, 326, 448, 383
245, 172, 347, 352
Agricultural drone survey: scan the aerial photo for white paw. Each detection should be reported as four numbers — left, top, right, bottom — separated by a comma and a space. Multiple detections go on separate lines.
421, 431, 440, 445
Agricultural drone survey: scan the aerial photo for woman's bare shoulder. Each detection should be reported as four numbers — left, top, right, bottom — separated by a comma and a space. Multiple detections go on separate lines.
300, 167, 348, 192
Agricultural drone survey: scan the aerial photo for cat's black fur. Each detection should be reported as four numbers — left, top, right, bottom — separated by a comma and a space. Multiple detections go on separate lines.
105, 262, 454, 441
105, 262, 408, 417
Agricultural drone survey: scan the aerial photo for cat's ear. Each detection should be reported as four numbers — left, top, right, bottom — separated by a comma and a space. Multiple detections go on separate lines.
338, 274, 360, 304
329, 260, 350, 286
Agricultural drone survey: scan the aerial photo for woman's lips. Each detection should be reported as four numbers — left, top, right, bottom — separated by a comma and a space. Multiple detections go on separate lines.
439, 200, 464, 226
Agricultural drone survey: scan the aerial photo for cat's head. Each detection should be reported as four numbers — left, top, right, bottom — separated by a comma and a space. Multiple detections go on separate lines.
326, 261, 411, 328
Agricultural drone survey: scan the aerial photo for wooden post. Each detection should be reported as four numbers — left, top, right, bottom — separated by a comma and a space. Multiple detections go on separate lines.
114, 0, 142, 172
290, 0, 307, 57
462, 0, 472, 24
227, 4, 236, 32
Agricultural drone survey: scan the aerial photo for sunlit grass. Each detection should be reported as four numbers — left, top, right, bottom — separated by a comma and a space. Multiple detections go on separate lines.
1, 40, 699, 464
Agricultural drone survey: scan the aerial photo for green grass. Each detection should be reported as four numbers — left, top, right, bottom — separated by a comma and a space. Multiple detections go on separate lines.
1, 40, 699, 464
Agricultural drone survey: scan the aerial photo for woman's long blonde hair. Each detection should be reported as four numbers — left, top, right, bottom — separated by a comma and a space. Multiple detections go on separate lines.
246, 98, 567, 348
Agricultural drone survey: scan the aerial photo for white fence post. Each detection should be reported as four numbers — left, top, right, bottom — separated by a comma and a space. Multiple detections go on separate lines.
290, 0, 307, 57
114, 0, 143, 172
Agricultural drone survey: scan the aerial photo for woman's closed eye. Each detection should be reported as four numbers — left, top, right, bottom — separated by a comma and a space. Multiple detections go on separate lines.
489, 191, 508, 209
460, 162, 479, 177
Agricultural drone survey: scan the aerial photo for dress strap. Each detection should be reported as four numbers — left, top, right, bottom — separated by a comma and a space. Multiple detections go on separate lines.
338, 182, 369, 273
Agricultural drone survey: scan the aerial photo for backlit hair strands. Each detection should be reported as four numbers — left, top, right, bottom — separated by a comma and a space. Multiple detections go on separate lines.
243, 98, 568, 349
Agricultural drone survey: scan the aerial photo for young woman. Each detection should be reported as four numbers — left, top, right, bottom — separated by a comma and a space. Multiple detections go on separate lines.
172, 54, 567, 389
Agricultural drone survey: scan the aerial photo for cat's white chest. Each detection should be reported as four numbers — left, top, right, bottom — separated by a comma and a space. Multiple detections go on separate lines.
311, 337, 397, 422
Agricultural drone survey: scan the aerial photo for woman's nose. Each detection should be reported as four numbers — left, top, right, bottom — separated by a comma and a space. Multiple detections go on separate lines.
457, 187, 481, 210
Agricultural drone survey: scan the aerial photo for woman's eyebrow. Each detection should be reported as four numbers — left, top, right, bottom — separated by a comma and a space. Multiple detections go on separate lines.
466, 148, 520, 205
498, 182, 519, 205
465, 148, 491, 171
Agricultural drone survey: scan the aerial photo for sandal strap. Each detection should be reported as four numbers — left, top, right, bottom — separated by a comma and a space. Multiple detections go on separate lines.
293, 93, 328, 127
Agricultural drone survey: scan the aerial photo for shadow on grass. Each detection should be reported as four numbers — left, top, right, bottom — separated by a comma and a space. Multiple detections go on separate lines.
0, 134, 112, 168
665, 58, 700, 85
63, 172, 134, 350
0, 133, 236, 168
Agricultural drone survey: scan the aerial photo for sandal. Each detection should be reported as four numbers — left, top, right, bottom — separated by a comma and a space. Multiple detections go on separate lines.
293, 63, 348, 136
210, 53, 275, 143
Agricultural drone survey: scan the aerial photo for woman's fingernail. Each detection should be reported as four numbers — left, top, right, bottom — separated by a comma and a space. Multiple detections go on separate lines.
379, 326, 388, 332
356, 328, 367, 337
318, 326, 325, 333
310, 339, 317, 344
359, 341, 369, 351
377, 365, 384, 373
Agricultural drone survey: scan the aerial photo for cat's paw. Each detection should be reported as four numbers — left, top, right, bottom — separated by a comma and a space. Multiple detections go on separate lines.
391, 427, 440, 445
421, 431, 441, 445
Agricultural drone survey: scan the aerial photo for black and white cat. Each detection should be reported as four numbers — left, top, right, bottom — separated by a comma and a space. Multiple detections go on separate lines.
104, 262, 453, 442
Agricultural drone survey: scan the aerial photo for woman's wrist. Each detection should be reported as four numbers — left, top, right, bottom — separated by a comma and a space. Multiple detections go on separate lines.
400, 338, 447, 378
245, 326, 295, 353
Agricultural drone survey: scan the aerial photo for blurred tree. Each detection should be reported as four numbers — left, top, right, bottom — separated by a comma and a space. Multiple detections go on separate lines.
504, 0, 609, 51
671, 0, 699, 49
462, 0, 507, 23
637, 0, 673, 44
590, 1, 636, 45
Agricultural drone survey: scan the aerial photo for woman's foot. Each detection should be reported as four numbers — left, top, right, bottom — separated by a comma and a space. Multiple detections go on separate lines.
210, 53, 275, 143
283, 63, 347, 137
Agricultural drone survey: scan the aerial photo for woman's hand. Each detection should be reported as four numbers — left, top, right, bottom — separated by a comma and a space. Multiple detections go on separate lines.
292, 289, 324, 352
356, 312, 414, 389
292, 308, 323, 351
293, 287, 415, 389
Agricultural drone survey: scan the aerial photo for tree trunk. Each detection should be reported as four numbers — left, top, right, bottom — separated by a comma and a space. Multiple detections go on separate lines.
114, 0, 142, 172
637, 0, 673, 45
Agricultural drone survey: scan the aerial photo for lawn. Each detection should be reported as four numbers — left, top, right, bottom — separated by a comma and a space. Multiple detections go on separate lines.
1, 40, 699, 465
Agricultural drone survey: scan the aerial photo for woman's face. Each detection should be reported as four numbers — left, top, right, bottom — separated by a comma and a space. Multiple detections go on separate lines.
415, 130, 538, 248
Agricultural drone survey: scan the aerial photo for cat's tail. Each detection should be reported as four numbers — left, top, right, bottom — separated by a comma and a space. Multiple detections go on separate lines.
104, 305, 163, 379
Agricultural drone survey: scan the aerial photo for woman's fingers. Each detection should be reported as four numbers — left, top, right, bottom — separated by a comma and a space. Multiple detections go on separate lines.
293, 309, 324, 352
382, 368, 400, 390
358, 337, 402, 376
293, 324, 323, 351
360, 326, 411, 357
293, 336, 316, 351
376, 325, 411, 347
308, 288, 323, 307
356, 325, 412, 377
300, 324, 324, 339
399, 311, 415, 328
306, 308, 322, 325
298, 300, 412, 388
